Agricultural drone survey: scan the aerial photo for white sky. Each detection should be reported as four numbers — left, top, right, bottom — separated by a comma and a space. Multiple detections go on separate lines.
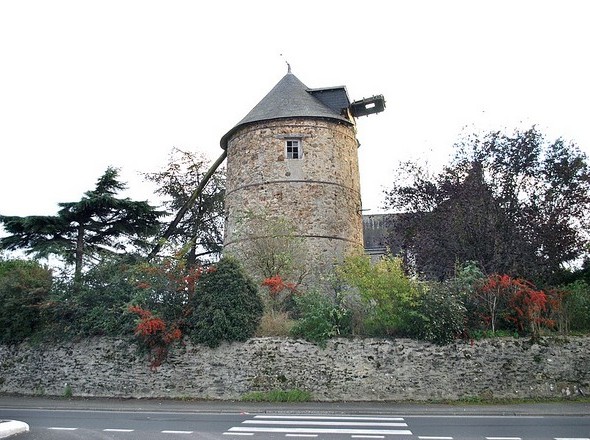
1, 0, 589, 219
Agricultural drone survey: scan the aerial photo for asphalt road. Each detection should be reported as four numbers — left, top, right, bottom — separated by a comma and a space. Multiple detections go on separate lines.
1, 396, 589, 440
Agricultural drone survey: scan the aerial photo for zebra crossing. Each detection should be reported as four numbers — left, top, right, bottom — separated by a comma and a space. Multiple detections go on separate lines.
223, 414, 413, 438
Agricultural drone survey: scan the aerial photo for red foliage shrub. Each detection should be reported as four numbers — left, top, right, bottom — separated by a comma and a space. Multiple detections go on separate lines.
128, 305, 183, 371
261, 275, 297, 297
475, 274, 555, 338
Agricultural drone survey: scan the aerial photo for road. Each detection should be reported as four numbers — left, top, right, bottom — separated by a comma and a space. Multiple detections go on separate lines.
1, 397, 589, 439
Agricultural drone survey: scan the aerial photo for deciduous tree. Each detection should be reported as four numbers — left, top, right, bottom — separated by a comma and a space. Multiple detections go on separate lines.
143, 147, 225, 267
385, 127, 590, 284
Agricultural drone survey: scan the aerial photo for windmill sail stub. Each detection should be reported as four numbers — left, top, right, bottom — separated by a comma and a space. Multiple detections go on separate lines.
350, 95, 386, 117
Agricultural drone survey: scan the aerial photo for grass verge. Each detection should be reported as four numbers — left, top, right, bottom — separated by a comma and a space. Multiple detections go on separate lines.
241, 389, 312, 402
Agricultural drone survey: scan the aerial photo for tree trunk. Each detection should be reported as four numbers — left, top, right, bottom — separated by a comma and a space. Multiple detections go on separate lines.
74, 223, 85, 287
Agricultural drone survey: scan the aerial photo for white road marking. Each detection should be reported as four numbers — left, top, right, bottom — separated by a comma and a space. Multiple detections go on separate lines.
48, 427, 78, 430
486, 437, 521, 440
351, 436, 385, 439
244, 420, 407, 427
419, 437, 454, 439
222, 433, 254, 436
254, 415, 404, 421
228, 427, 412, 435
103, 428, 134, 432
285, 435, 318, 438
554, 438, 590, 440
161, 430, 194, 434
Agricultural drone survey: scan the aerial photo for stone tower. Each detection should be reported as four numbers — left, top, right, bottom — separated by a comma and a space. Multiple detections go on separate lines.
220, 70, 384, 285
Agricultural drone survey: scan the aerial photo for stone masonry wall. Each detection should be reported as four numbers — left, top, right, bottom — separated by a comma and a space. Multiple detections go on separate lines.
1, 337, 588, 401
223, 118, 363, 284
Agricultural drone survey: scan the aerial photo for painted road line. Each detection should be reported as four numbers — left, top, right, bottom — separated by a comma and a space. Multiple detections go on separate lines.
244, 420, 408, 427
103, 428, 134, 432
48, 427, 78, 430
554, 438, 590, 440
161, 430, 194, 434
285, 435, 318, 438
486, 438, 521, 440
419, 437, 454, 440
228, 427, 412, 435
351, 436, 385, 439
254, 415, 405, 421
222, 433, 254, 436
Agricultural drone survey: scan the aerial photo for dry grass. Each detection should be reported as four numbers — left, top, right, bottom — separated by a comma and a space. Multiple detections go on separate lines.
256, 311, 295, 337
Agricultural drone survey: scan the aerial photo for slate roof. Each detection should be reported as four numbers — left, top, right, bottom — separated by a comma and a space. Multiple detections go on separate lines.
220, 73, 352, 149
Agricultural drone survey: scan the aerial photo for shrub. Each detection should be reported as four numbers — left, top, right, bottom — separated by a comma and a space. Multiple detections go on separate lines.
188, 257, 263, 347
409, 283, 466, 344
336, 254, 419, 336
45, 256, 138, 338
129, 258, 202, 327
451, 261, 486, 331
469, 274, 554, 339
0, 259, 52, 343
560, 280, 590, 332
128, 305, 182, 370
261, 275, 297, 315
290, 290, 350, 347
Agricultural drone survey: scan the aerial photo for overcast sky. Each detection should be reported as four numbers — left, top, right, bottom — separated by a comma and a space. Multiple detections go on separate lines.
1, 0, 589, 219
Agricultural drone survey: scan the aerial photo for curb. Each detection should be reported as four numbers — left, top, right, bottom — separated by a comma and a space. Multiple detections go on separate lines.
0, 420, 30, 439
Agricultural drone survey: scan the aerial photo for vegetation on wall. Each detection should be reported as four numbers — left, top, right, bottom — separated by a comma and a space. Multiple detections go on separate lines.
187, 256, 263, 348
0, 259, 52, 343
0, 129, 588, 364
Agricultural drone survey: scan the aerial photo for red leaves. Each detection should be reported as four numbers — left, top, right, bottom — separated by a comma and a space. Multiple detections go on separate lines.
128, 305, 183, 371
476, 274, 555, 337
129, 260, 220, 370
128, 305, 152, 320
262, 275, 296, 297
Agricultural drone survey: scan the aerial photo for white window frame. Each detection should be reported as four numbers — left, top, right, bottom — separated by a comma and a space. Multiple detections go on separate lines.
285, 138, 302, 160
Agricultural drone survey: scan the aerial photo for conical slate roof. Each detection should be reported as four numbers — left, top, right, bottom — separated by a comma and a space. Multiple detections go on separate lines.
220, 72, 352, 149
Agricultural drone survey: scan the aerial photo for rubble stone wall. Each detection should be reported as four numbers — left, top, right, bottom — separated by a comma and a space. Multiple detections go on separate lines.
1, 337, 588, 401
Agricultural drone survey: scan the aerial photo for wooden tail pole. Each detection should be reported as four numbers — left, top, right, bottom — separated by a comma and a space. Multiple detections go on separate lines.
147, 150, 227, 261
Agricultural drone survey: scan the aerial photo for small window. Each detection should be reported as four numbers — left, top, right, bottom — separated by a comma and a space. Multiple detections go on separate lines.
286, 139, 302, 159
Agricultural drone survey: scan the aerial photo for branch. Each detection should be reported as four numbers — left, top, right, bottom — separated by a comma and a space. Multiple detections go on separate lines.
147, 150, 227, 261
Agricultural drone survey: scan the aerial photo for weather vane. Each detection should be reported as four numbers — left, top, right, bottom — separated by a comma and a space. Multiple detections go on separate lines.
280, 53, 291, 73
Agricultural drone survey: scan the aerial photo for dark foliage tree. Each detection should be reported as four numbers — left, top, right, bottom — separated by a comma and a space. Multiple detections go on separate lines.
0, 167, 164, 283
143, 147, 225, 267
384, 127, 590, 284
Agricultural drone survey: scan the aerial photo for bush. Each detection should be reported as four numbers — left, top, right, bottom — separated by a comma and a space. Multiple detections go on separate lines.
129, 258, 202, 327
336, 254, 419, 336
290, 290, 350, 346
561, 280, 590, 332
409, 283, 466, 344
45, 256, 139, 338
451, 261, 486, 331
188, 257, 263, 347
0, 259, 52, 343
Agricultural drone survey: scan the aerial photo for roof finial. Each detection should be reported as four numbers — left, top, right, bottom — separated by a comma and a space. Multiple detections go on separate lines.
280, 53, 291, 74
